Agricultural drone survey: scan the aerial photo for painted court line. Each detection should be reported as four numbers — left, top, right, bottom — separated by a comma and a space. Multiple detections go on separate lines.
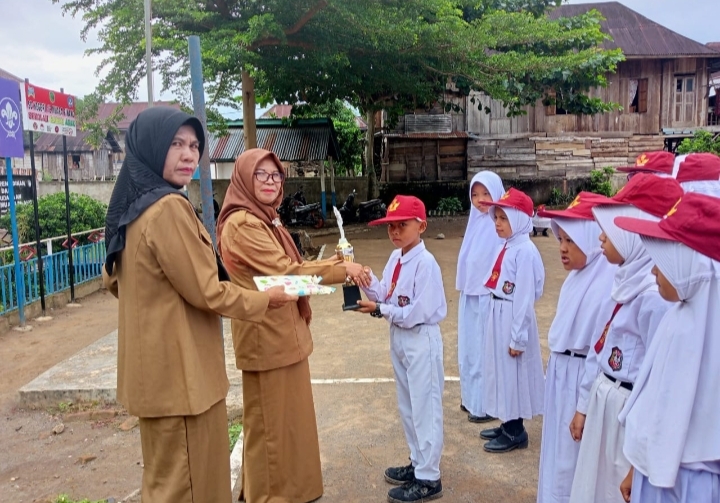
310, 377, 460, 384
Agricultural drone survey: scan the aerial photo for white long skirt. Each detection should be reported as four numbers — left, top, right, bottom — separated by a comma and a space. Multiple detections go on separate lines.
537, 352, 585, 503
458, 293, 491, 417
631, 466, 720, 503
482, 297, 544, 422
570, 373, 631, 503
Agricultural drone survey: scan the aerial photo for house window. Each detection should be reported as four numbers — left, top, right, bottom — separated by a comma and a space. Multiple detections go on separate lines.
71, 154, 81, 169
545, 90, 569, 116
629, 78, 648, 113
675, 76, 695, 123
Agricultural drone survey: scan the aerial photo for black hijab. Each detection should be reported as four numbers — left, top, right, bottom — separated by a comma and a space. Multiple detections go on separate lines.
104, 106, 205, 275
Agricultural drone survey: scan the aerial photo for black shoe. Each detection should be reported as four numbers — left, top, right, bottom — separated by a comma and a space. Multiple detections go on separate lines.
468, 413, 495, 424
387, 478, 443, 503
483, 428, 529, 453
460, 404, 468, 413
385, 463, 415, 485
480, 426, 502, 440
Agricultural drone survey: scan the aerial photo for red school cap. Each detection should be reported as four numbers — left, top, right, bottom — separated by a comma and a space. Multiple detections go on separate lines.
617, 151, 675, 175
614, 192, 720, 262
368, 195, 426, 226
479, 187, 534, 217
537, 191, 608, 220
592, 173, 684, 218
676, 153, 720, 183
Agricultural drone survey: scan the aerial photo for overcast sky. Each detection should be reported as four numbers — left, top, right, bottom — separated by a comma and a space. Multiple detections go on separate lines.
0, 0, 717, 114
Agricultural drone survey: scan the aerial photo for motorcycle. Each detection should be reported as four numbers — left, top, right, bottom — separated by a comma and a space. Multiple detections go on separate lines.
338, 189, 387, 223
278, 187, 325, 229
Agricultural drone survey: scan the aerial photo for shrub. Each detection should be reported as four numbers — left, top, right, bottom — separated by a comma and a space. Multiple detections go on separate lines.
676, 130, 720, 155
588, 167, 615, 197
229, 421, 243, 452
547, 188, 576, 207
436, 196, 463, 213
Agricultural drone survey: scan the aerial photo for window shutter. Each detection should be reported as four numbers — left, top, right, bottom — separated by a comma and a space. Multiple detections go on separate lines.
638, 79, 648, 114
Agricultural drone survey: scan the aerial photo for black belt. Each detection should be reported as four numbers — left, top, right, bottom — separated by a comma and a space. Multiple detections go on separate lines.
491, 294, 508, 301
562, 350, 587, 359
604, 373, 633, 391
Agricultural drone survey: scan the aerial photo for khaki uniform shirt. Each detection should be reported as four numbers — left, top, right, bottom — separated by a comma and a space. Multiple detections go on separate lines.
220, 210, 347, 371
103, 195, 269, 418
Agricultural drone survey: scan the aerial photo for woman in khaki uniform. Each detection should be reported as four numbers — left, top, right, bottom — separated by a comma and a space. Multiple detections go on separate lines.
217, 149, 367, 503
103, 108, 296, 503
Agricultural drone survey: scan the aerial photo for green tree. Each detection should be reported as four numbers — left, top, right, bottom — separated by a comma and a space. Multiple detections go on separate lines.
676, 130, 720, 156
288, 100, 363, 176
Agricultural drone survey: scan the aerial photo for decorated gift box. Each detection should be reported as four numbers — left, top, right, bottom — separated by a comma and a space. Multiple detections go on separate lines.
253, 275, 336, 296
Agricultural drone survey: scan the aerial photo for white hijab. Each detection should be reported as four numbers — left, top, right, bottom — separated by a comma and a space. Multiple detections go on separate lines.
547, 218, 618, 352
592, 205, 658, 303
681, 180, 720, 198
456, 171, 505, 294
620, 238, 720, 487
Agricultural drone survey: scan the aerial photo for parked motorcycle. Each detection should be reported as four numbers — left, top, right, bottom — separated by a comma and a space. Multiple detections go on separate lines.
338, 190, 387, 223
278, 188, 325, 229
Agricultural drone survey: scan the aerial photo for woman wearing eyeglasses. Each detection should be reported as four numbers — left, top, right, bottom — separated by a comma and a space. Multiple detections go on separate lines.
217, 148, 367, 503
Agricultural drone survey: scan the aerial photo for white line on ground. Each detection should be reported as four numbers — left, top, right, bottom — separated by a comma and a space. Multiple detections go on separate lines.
310, 377, 460, 384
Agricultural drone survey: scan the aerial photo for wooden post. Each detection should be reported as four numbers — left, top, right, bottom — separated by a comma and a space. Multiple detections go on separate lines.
319, 160, 326, 218
329, 156, 336, 208
436, 140, 442, 181
242, 69, 257, 149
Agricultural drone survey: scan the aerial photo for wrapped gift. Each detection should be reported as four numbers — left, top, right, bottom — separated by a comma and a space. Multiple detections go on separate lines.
253, 275, 336, 296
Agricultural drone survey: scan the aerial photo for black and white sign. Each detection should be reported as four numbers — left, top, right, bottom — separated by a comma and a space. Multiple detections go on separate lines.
0, 175, 33, 215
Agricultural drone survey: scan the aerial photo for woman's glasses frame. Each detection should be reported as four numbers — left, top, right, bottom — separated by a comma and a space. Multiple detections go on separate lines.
254, 170, 285, 184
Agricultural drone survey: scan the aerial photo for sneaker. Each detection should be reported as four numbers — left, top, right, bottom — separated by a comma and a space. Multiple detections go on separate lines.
479, 426, 502, 440
483, 428, 529, 453
385, 463, 415, 485
387, 478, 443, 503
468, 413, 495, 424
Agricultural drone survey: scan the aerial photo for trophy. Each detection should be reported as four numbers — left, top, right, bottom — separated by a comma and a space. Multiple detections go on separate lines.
333, 206, 363, 311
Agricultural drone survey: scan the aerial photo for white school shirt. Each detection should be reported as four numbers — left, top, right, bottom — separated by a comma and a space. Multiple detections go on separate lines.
483, 238, 545, 351
362, 240, 447, 328
576, 290, 669, 414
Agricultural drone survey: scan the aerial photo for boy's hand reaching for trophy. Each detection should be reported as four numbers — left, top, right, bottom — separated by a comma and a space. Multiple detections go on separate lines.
344, 262, 372, 287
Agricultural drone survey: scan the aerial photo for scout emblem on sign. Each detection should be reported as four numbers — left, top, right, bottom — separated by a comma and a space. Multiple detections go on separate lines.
502, 281, 515, 295
397, 296, 410, 307
608, 347, 623, 371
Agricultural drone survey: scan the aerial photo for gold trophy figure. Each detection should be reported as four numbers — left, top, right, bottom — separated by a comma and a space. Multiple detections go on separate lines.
333, 207, 363, 310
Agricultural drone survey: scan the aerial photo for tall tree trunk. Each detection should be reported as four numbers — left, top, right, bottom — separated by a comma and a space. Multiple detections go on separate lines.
365, 109, 379, 198
242, 69, 257, 149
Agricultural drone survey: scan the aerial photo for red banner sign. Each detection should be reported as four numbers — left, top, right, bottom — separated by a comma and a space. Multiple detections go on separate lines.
20, 82, 76, 137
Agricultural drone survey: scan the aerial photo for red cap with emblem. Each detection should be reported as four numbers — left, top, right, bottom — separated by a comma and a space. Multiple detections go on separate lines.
368, 195, 427, 226
676, 153, 720, 183
479, 187, 534, 217
614, 192, 720, 262
617, 151, 675, 175
537, 191, 608, 220
592, 173, 684, 218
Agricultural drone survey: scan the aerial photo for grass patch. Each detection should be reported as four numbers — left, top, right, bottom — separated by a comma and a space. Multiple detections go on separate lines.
229, 419, 243, 452
54, 495, 105, 503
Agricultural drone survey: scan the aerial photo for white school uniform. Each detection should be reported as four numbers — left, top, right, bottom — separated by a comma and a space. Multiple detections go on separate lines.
456, 171, 505, 417
537, 218, 617, 503
618, 239, 720, 502
362, 240, 447, 481
481, 207, 545, 422
570, 206, 671, 503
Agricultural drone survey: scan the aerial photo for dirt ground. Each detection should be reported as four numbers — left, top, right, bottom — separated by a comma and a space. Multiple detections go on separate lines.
0, 217, 567, 503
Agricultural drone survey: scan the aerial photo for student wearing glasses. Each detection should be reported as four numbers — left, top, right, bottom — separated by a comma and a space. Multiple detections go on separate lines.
217, 148, 368, 503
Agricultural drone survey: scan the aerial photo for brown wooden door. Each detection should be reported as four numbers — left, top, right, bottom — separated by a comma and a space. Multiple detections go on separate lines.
674, 76, 696, 125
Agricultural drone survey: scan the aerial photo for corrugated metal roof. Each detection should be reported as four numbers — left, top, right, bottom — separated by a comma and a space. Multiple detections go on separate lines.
549, 2, 719, 58
96, 102, 180, 130
383, 132, 469, 140
208, 122, 340, 162
33, 130, 122, 153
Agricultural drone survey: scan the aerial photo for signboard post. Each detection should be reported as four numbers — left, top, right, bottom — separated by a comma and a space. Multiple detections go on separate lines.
0, 77, 27, 326
28, 129, 46, 315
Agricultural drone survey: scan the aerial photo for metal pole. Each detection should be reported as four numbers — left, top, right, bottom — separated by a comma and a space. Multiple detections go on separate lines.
28, 130, 46, 315
5, 158, 26, 326
144, 0, 154, 106
188, 35, 217, 246
61, 88, 75, 302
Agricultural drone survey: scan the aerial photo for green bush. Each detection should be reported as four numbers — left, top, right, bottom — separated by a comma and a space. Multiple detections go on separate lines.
229, 421, 243, 452
54, 495, 105, 503
0, 192, 107, 247
436, 196, 463, 213
588, 167, 615, 197
676, 130, 720, 155
547, 188, 576, 207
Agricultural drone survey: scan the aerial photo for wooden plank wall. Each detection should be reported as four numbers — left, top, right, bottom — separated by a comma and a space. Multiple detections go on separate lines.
41, 151, 113, 181
387, 138, 467, 181
466, 91, 534, 135
467, 134, 666, 180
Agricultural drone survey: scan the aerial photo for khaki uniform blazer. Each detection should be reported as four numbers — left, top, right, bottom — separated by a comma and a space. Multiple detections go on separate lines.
103, 195, 269, 418
220, 210, 347, 371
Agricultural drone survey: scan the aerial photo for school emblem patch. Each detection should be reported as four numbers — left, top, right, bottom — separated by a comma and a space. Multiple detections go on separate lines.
397, 295, 410, 307
608, 346, 623, 371
502, 281, 515, 295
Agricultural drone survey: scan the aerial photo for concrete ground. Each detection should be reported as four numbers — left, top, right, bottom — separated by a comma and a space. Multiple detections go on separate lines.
7, 218, 567, 503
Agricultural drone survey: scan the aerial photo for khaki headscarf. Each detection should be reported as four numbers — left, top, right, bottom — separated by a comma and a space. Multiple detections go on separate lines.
217, 148, 311, 322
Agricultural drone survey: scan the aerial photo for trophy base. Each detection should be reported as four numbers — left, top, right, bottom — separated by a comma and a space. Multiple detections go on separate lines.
341, 284, 363, 311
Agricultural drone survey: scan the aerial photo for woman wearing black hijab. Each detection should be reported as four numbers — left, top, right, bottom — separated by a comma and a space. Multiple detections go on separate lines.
103, 107, 296, 503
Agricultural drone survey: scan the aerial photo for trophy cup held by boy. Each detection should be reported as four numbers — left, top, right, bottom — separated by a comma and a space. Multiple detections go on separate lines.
333, 207, 363, 311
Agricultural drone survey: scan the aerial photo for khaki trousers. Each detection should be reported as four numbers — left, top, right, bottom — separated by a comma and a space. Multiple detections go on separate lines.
139, 399, 231, 503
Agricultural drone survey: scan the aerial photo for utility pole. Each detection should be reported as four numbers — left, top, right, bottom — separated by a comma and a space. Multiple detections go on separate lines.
144, 0, 154, 106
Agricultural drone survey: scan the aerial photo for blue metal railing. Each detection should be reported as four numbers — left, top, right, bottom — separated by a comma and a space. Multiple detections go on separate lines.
0, 240, 105, 313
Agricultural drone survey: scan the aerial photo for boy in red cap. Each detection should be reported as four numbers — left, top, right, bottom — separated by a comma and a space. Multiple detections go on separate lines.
535, 193, 618, 503
617, 151, 675, 179
476, 188, 546, 453
614, 193, 720, 502
569, 174, 681, 503
355, 195, 447, 503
